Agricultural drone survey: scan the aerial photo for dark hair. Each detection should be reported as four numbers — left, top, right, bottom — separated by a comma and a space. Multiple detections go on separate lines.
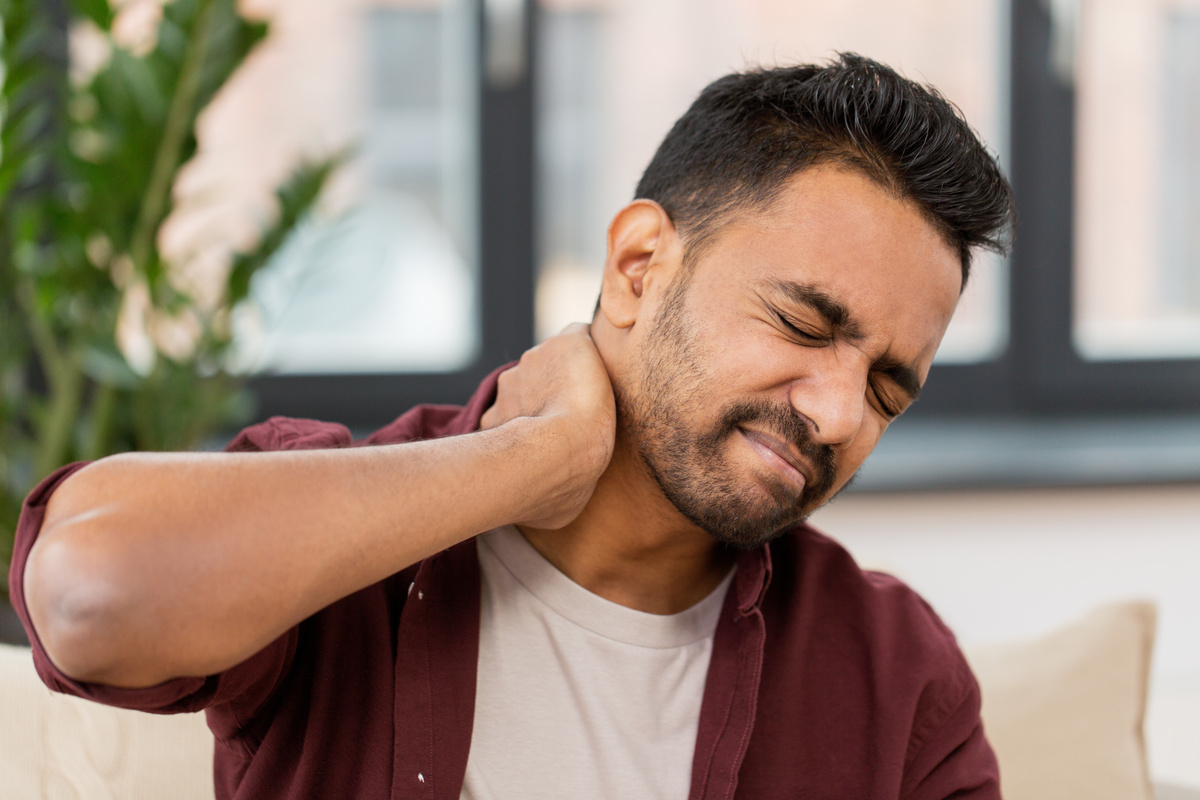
634, 53, 1015, 283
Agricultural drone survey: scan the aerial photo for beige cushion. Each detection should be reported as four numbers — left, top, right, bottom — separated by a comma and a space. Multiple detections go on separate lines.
0, 643, 215, 800
965, 601, 1157, 800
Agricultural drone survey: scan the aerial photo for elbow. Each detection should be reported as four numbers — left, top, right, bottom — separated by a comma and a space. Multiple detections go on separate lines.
24, 529, 142, 685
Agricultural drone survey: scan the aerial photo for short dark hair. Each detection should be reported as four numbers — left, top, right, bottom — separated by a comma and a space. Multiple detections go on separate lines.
634, 53, 1015, 283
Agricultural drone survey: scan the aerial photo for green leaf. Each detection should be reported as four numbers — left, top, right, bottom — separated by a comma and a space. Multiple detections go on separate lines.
108, 49, 167, 127
228, 153, 345, 304
0, 0, 345, 589
68, 0, 115, 31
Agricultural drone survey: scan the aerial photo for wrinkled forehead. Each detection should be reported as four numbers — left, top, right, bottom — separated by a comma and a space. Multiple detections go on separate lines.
675, 161, 968, 291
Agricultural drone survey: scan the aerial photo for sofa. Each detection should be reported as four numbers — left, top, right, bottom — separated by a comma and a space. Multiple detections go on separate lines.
1, 600, 1197, 799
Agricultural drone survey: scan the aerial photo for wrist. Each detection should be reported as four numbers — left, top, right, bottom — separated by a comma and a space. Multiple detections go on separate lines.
475, 415, 578, 524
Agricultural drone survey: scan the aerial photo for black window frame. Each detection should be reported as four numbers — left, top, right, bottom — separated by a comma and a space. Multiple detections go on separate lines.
247, 0, 538, 428
248, 0, 1200, 470
908, 0, 1200, 422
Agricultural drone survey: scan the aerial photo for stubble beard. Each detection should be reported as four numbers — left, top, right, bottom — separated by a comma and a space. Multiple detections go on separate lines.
615, 275, 838, 550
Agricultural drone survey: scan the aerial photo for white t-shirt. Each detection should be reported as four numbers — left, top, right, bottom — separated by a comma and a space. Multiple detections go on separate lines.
460, 526, 735, 800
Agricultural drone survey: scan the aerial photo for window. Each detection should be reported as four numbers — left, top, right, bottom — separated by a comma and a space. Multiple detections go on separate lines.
217, 1, 481, 376
204, 0, 1197, 487
862, 0, 1200, 490
534, 0, 1011, 366
220, 0, 535, 423
1073, 0, 1200, 360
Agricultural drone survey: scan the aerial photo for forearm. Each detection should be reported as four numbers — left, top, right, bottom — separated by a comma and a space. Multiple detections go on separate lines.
24, 420, 556, 688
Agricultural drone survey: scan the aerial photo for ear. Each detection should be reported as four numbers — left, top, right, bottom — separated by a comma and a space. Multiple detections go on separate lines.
598, 200, 682, 329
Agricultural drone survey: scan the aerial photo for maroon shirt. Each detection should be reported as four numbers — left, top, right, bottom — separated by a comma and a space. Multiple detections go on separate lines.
10, 369, 1000, 799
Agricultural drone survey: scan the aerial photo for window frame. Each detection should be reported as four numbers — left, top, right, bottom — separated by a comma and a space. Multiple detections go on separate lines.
247, 0, 537, 428
248, 0, 1200, 453
907, 0, 1200, 423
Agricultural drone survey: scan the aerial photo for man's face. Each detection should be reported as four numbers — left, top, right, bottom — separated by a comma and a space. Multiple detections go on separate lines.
616, 167, 962, 548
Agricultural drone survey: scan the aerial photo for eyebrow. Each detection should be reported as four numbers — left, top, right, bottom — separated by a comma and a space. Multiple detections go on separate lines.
766, 279, 865, 340
763, 278, 923, 401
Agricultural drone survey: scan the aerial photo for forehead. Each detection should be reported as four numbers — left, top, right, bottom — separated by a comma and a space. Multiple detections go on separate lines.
686, 166, 962, 366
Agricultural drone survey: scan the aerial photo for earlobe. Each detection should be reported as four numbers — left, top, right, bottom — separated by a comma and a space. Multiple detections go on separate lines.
598, 200, 679, 330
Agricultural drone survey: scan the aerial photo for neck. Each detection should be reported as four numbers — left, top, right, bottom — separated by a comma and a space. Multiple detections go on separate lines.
518, 435, 734, 615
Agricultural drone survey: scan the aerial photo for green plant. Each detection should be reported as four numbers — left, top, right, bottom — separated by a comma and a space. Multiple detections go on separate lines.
0, 0, 338, 591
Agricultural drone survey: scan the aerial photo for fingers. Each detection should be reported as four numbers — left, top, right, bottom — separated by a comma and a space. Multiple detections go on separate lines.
481, 322, 603, 427
473, 321, 616, 528
480, 366, 518, 430
559, 321, 591, 337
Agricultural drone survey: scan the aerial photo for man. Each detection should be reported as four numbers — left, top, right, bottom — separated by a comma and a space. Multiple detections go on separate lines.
13, 54, 1013, 799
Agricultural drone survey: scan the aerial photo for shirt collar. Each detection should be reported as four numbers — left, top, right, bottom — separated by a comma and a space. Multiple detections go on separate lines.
733, 543, 773, 616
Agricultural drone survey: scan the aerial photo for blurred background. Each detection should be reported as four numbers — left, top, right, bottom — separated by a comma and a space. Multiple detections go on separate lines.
1, 0, 1198, 789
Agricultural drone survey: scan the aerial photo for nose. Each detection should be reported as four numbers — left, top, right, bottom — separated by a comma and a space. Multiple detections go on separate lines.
787, 361, 866, 450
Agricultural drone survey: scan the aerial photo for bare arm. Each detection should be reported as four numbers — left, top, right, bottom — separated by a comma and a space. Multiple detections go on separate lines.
25, 324, 614, 689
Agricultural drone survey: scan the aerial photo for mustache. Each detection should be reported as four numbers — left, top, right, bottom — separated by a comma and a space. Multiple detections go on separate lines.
715, 399, 837, 497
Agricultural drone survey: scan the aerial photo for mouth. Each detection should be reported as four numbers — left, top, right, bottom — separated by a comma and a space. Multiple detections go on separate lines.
737, 427, 811, 493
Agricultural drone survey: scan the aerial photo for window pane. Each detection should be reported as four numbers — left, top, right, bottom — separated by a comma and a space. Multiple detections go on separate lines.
1074, 0, 1200, 360
535, 0, 1010, 365
169, 0, 479, 375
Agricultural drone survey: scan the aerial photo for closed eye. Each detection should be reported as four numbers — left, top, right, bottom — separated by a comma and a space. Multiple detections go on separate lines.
774, 310, 827, 343
869, 378, 908, 419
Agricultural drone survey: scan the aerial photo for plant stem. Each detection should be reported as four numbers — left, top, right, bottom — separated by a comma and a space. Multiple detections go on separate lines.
15, 273, 63, 384
128, 0, 218, 274
81, 381, 117, 461
131, 372, 159, 451
33, 348, 83, 480
17, 270, 83, 479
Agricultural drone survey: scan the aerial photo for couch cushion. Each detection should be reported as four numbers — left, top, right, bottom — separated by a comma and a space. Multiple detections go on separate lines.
965, 601, 1156, 800
0, 643, 215, 800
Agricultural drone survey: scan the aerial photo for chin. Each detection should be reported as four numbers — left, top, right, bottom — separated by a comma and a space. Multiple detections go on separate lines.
667, 478, 816, 551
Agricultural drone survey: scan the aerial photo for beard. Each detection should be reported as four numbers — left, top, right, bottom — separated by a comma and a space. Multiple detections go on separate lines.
615, 272, 838, 550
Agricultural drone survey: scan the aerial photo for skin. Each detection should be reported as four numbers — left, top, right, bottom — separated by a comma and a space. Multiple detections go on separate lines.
516, 166, 962, 612
25, 165, 960, 688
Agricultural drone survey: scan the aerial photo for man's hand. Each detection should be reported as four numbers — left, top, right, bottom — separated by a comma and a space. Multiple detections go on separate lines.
481, 323, 616, 529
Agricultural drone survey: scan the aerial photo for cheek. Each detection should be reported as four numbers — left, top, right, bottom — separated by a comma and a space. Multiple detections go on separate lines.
835, 424, 886, 483
715, 328, 805, 387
